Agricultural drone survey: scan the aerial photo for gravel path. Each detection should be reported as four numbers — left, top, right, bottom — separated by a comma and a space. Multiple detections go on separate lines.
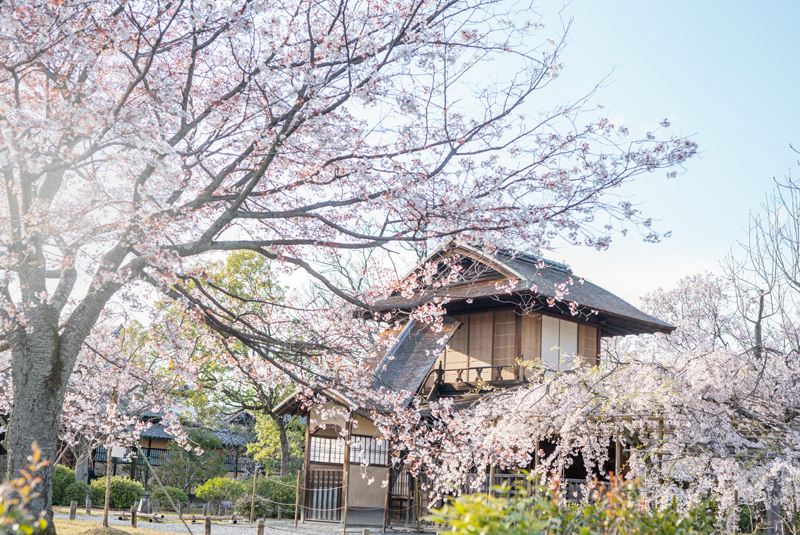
53, 511, 436, 535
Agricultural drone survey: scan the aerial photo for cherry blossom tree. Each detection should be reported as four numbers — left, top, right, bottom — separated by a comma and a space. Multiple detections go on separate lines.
383, 205, 800, 535
0, 0, 697, 526
371, 270, 798, 534
0, 318, 190, 485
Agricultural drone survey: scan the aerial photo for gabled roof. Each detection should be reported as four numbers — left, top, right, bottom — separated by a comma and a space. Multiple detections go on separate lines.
374, 242, 674, 337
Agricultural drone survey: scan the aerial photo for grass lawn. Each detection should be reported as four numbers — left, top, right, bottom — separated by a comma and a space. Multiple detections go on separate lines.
53, 518, 166, 535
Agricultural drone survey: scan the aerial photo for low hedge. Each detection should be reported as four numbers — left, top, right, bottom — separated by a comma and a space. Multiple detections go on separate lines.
53, 465, 76, 506
63, 481, 92, 506
256, 474, 298, 514
194, 477, 247, 506
151, 486, 189, 510
90, 476, 145, 509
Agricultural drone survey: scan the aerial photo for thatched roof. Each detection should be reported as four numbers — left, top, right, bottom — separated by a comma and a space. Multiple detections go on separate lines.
374, 243, 674, 337
372, 316, 461, 395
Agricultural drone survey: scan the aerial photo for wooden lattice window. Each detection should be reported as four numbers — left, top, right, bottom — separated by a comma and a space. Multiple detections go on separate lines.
309, 436, 345, 464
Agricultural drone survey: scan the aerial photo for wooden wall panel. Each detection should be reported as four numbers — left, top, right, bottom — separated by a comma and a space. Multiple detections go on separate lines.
444, 315, 469, 383
493, 310, 516, 379
468, 312, 493, 381
578, 324, 598, 367
520, 314, 542, 378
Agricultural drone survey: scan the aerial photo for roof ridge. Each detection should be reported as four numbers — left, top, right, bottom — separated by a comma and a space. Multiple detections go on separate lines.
497, 249, 572, 274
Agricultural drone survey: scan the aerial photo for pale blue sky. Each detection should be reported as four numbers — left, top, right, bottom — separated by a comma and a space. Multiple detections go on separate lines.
537, 1, 800, 304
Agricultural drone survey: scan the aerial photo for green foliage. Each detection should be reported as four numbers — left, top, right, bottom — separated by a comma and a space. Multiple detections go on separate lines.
232, 475, 299, 519
0, 443, 49, 535
428, 480, 717, 535
256, 475, 298, 515
63, 481, 92, 505
194, 477, 247, 506
90, 476, 145, 509
234, 495, 271, 519
52, 465, 76, 505
151, 486, 189, 510
247, 415, 305, 474
154, 428, 227, 493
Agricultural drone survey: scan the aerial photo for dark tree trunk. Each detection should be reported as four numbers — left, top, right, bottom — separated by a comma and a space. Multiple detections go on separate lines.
73, 437, 91, 484
276, 417, 290, 476
3, 261, 124, 534
5, 324, 72, 535
766, 474, 784, 535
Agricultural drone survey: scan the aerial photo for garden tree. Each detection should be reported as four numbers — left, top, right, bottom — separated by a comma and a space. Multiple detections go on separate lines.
381, 177, 800, 534
722, 176, 800, 535
247, 413, 306, 475
155, 427, 227, 494
158, 250, 304, 475
0, 318, 188, 485
373, 269, 800, 534
0, 0, 698, 527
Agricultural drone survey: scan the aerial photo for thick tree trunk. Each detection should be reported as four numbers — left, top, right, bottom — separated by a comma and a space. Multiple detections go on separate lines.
277, 418, 290, 476
766, 474, 784, 535
5, 338, 71, 535
72, 437, 92, 484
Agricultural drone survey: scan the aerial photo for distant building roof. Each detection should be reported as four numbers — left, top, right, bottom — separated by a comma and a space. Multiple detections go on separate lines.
140, 423, 249, 448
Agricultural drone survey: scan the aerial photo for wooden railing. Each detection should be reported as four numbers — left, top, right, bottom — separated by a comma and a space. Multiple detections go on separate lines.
423, 363, 525, 391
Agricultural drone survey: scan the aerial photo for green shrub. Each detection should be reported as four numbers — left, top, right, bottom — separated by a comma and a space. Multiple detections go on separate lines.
428, 480, 717, 535
230, 475, 299, 519
234, 495, 286, 519
52, 465, 75, 505
89, 476, 145, 509
151, 486, 189, 510
194, 477, 247, 506
255, 474, 297, 516
63, 481, 92, 506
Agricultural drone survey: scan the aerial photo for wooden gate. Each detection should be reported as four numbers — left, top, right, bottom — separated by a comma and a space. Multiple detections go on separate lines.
305, 469, 344, 522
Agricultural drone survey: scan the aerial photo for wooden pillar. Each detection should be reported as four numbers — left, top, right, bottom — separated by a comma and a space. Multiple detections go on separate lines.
103, 445, 112, 528
302, 416, 311, 523
257, 519, 265, 535
415, 477, 421, 534
250, 468, 258, 523
383, 468, 394, 533
130, 506, 137, 528
342, 420, 352, 534
657, 418, 664, 472
145, 439, 152, 492
405, 474, 410, 526
531, 440, 540, 493
595, 325, 602, 367
294, 469, 302, 528
131, 450, 137, 480
234, 448, 239, 479
204, 516, 212, 535
514, 312, 522, 380
69, 501, 77, 520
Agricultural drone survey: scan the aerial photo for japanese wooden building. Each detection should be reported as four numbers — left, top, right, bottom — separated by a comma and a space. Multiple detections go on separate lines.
275, 242, 675, 528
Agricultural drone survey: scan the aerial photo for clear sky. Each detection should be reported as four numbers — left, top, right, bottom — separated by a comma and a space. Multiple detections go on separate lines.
532, 1, 800, 304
